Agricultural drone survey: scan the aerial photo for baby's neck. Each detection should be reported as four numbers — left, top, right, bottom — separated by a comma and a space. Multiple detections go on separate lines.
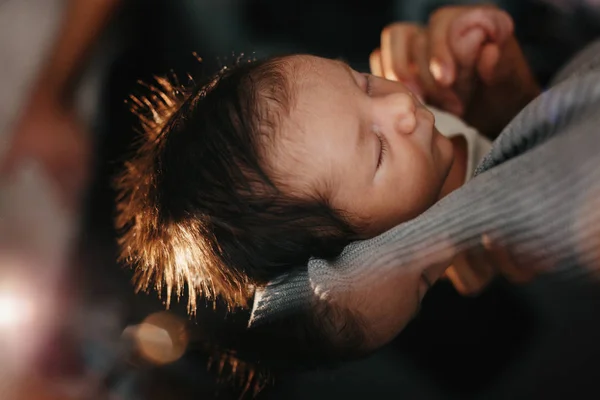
438, 136, 468, 200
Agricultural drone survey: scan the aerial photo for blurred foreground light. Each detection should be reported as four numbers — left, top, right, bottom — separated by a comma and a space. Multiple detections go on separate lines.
125, 312, 189, 366
0, 280, 43, 377
0, 293, 26, 328
0, 288, 35, 333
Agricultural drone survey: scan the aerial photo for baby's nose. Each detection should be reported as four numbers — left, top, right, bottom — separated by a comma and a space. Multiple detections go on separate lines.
386, 92, 417, 135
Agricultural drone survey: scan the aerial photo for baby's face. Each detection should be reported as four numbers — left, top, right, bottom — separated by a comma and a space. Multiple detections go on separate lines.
270, 55, 455, 236
264, 55, 456, 343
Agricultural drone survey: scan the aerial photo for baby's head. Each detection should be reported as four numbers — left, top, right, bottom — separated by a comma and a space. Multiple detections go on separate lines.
116, 54, 455, 363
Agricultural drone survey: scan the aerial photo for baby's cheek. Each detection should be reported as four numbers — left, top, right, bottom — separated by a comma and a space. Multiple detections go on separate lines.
364, 201, 409, 236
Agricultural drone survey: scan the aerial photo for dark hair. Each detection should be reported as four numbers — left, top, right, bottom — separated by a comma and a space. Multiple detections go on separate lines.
115, 56, 368, 372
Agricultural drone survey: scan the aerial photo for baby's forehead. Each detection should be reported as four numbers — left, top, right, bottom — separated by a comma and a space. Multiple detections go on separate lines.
275, 55, 345, 91
255, 55, 325, 132
281, 54, 325, 70
261, 56, 348, 200
287, 54, 344, 80
265, 56, 329, 138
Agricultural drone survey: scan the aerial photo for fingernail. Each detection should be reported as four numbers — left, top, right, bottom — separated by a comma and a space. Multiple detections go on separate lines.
429, 58, 450, 86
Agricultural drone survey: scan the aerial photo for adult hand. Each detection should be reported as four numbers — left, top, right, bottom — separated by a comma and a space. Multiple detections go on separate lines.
370, 5, 541, 138
444, 234, 537, 296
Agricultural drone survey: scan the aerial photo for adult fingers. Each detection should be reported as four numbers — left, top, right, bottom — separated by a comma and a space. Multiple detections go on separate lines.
450, 27, 486, 112
411, 30, 463, 114
369, 48, 384, 77
379, 23, 422, 82
482, 234, 537, 284
428, 5, 513, 87
411, 31, 452, 104
427, 6, 462, 87
447, 250, 496, 296
449, 7, 514, 85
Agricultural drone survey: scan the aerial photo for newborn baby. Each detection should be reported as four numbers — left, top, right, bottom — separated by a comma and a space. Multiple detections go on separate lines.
116, 4, 539, 366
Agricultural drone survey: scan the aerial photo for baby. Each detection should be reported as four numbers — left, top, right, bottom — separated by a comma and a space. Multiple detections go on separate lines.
116, 5, 539, 367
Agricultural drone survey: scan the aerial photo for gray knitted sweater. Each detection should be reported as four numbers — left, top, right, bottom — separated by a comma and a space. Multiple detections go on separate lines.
249, 39, 600, 327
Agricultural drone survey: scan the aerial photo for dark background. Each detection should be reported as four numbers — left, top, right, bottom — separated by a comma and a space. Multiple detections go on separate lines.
77, 1, 600, 398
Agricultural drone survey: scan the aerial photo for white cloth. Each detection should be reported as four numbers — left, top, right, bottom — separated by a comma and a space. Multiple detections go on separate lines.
429, 106, 492, 182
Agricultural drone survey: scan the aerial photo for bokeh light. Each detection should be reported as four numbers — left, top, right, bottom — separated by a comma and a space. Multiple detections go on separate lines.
125, 312, 189, 366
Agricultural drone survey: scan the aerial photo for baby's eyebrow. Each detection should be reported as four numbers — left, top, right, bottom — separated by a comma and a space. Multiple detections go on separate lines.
332, 58, 370, 162
333, 59, 370, 153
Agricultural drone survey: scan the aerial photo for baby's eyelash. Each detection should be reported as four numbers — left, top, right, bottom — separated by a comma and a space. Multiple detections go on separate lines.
376, 131, 388, 169
365, 74, 373, 96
